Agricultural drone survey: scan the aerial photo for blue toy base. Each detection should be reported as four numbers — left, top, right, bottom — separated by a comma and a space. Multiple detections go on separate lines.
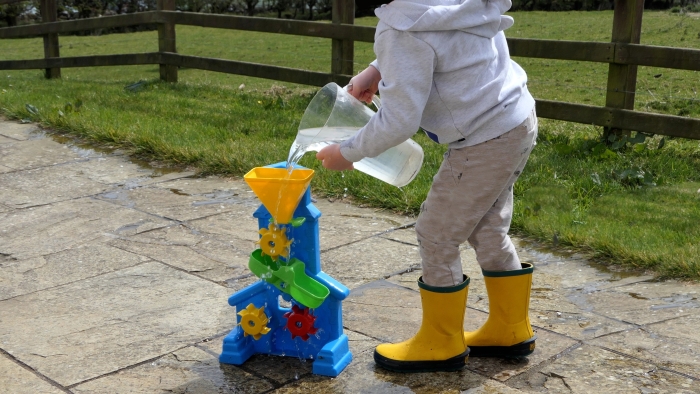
219, 327, 352, 377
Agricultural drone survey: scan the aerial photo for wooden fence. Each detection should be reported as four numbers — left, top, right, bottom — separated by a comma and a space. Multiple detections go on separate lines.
1, 0, 699, 139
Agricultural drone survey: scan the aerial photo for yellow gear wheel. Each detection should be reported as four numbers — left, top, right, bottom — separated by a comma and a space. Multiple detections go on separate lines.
238, 303, 271, 340
258, 223, 292, 260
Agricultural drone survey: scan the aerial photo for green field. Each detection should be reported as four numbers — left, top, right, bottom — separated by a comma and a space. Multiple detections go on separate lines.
1, 11, 699, 278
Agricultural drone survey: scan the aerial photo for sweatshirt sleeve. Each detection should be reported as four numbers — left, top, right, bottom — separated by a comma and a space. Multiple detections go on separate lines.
340, 30, 435, 162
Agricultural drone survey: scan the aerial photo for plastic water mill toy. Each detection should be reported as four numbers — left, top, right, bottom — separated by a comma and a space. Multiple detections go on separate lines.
219, 162, 352, 377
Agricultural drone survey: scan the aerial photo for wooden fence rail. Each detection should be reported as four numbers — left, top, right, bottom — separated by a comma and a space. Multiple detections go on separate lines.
0, 0, 698, 139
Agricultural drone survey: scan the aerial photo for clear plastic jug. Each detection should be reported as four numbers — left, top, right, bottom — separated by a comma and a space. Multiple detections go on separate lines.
288, 82, 424, 188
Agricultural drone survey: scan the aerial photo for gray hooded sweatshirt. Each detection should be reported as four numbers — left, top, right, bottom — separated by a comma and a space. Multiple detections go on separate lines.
339, 0, 535, 163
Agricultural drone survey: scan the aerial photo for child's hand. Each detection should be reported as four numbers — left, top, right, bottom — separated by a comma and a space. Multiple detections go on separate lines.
347, 66, 381, 104
316, 144, 354, 171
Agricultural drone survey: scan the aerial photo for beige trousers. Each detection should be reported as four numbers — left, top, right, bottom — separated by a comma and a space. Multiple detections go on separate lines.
416, 109, 538, 287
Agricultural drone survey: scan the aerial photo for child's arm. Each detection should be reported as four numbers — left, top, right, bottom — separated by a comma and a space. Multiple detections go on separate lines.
340, 30, 435, 163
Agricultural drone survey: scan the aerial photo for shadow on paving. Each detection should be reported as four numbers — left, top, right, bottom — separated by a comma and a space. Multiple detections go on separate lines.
0, 119, 699, 393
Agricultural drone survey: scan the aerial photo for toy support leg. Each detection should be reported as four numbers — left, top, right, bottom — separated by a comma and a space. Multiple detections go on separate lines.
312, 334, 352, 377
220, 326, 256, 365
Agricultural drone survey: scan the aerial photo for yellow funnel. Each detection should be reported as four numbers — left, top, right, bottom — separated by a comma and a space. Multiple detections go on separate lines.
244, 167, 314, 224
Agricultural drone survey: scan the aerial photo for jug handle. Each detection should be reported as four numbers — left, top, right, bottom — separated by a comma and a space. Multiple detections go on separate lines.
371, 95, 381, 111
344, 84, 381, 111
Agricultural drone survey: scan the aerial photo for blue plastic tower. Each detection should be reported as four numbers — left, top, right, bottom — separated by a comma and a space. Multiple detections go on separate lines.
219, 162, 352, 377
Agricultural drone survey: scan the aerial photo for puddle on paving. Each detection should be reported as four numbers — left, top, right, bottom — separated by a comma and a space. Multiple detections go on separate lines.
519, 239, 647, 281
48, 131, 184, 176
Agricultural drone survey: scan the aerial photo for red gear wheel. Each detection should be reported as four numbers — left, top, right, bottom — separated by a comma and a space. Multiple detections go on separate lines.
283, 304, 318, 341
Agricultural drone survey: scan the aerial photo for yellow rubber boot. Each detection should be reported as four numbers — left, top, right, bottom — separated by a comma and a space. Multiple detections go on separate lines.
464, 263, 536, 357
374, 275, 470, 372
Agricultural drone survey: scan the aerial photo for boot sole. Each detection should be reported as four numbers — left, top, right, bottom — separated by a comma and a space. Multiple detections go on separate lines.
373, 348, 470, 373
467, 336, 536, 358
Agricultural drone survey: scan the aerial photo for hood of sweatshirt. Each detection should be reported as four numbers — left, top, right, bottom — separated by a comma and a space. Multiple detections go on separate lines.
374, 0, 514, 38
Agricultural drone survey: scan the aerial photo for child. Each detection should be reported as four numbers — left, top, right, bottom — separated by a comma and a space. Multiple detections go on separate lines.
316, 0, 538, 372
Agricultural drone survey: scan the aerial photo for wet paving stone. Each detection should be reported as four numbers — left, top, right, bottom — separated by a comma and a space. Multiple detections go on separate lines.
588, 326, 700, 380
96, 185, 245, 222
0, 241, 148, 300
315, 199, 413, 251
463, 325, 578, 382
0, 121, 39, 140
377, 226, 420, 245
150, 175, 252, 198
531, 344, 698, 393
73, 156, 155, 185
273, 349, 525, 394
0, 137, 86, 171
71, 346, 274, 394
0, 163, 111, 208
0, 134, 16, 144
108, 223, 254, 286
187, 208, 267, 243
321, 238, 422, 289
0, 352, 64, 394
0, 198, 171, 260
0, 262, 234, 387
567, 286, 697, 326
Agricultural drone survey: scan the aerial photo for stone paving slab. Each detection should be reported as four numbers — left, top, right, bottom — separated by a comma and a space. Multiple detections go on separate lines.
96, 185, 241, 222
0, 240, 149, 300
588, 326, 700, 380
108, 223, 257, 289
1, 120, 700, 393
0, 121, 39, 140
0, 261, 235, 387
377, 226, 419, 246
537, 344, 698, 393
0, 198, 172, 260
187, 208, 267, 243
0, 164, 110, 208
0, 137, 86, 171
567, 286, 695, 326
0, 353, 64, 394
321, 237, 422, 289
314, 198, 414, 251
71, 346, 275, 394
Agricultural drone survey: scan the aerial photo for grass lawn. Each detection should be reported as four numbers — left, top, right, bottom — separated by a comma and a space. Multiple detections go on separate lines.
1, 11, 699, 278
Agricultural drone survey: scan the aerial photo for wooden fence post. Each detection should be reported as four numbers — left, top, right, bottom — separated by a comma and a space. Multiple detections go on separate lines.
39, 0, 60, 79
331, 0, 354, 77
157, 0, 177, 82
604, 0, 644, 138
